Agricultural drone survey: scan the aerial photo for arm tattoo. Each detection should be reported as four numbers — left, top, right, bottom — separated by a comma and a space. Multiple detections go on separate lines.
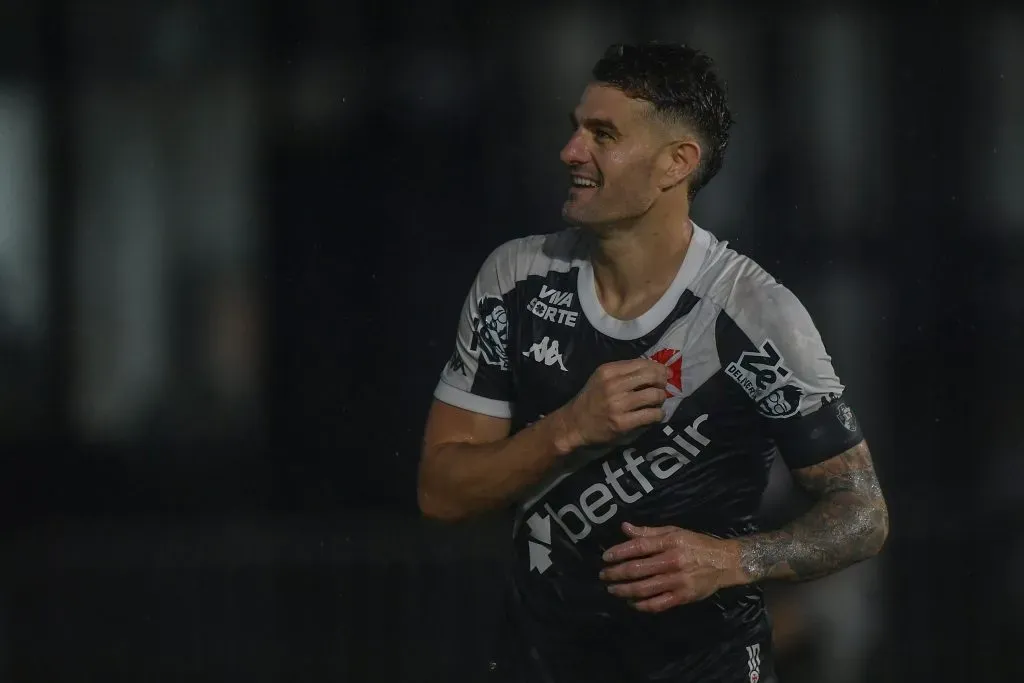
739, 441, 889, 583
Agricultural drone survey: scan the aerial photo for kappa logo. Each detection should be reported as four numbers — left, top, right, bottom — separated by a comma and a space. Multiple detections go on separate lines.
527, 285, 579, 327
746, 643, 761, 683
649, 347, 683, 396
725, 339, 791, 401
525, 512, 553, 574
446, 349, 467, 376
523, 336, 568, 371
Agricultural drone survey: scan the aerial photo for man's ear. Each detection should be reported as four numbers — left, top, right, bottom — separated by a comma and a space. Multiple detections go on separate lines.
660, 138, 701, 190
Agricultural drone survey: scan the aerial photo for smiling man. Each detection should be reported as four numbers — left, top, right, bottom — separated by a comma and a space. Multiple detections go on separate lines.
418, 42, 889, 683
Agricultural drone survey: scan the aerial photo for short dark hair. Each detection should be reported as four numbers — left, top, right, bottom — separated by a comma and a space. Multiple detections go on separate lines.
592, 42, 734, 201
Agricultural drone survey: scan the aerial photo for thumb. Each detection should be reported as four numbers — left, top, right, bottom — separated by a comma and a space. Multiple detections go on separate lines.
622, 521, 675, 537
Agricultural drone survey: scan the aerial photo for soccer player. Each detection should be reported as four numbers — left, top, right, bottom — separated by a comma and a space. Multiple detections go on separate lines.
418, 42, 889, 683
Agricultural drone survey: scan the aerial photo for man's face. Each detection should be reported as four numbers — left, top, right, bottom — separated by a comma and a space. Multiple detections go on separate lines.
560, 84, 671, 228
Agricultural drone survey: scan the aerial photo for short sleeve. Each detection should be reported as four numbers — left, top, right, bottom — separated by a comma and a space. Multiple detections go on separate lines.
433, 241, 518, 419
720, 283, 864, 469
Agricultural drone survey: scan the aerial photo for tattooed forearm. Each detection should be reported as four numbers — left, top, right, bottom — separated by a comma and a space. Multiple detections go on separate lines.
738, 441, 889, 583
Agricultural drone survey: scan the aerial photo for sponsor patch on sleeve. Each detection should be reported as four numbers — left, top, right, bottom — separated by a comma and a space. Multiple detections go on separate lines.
756, 384, 803, 419
725, 338, 791, 401
470, 295, 510, 370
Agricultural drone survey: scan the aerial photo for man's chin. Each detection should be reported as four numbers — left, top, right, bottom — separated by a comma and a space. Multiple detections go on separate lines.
561, 203, 594, 227
562, 209, 612, 233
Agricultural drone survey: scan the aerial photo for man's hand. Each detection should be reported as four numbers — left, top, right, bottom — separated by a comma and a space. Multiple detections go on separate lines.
598, 443, 888, 614
598, 522, 745, 613
557, 359, 670, 451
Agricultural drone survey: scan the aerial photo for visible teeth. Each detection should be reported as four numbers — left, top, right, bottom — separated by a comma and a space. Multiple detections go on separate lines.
572, 177, 598, 188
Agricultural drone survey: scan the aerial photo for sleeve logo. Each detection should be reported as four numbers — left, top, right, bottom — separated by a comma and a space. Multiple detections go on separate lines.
725, 338, 791, 401
470, 295, 510, 371
446, 349, 467, 376
835, 401, 858, 432
756, 384, 803, 419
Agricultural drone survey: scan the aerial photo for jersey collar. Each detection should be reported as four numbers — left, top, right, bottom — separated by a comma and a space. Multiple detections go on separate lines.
577, 222, 711, 341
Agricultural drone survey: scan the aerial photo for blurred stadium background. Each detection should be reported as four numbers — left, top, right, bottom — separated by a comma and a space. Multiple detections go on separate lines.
0, 1, 1022, 681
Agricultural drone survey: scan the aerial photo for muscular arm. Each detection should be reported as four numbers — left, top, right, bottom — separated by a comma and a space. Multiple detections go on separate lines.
417, 401, 578, 522
737, 441, 889, 582
421, 360, 668, 522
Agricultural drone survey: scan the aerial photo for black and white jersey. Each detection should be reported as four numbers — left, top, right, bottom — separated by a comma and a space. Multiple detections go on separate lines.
434, 224, 863, 678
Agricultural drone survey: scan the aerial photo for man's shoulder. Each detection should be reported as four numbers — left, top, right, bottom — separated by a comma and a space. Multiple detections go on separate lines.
482, 228, 584, 282
693, 231, 808, 339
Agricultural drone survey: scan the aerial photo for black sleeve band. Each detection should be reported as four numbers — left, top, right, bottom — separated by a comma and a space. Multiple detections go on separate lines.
770, 397, 864, 469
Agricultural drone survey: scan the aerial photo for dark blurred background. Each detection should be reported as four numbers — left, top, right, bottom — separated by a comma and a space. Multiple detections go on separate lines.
0, 1, 1021, 681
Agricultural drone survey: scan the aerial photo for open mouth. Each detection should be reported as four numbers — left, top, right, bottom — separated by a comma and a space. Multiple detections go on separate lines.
570, 176, 600, 189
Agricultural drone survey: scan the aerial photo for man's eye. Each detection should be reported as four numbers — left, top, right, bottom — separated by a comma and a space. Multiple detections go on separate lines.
594, 130, 613, 142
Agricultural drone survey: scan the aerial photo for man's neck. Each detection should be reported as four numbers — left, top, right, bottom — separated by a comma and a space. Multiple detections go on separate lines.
588, 208, 693, 321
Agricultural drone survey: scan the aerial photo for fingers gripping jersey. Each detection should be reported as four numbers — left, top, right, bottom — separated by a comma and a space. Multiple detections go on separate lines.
434, 224, 864, 681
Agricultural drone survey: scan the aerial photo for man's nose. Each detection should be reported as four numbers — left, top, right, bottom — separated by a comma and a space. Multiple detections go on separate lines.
560, 130, 588, 166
